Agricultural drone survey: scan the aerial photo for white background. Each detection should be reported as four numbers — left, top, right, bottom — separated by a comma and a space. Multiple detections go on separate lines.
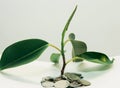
0, 0, 120, 61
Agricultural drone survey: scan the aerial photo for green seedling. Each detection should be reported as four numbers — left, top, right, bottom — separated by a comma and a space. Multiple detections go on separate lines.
0, 6, 114, 77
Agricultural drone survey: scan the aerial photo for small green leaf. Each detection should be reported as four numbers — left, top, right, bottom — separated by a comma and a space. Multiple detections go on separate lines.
79, 52, 114, 65
50, 53, 60, 63
69, 33, 75, 40
62, 5, 77, 33
0, 39, 48, 70
70, 40, 87, 62
61, 6, 77, 49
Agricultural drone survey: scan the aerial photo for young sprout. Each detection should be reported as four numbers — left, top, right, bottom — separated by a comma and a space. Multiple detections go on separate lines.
0, 6, 114, 78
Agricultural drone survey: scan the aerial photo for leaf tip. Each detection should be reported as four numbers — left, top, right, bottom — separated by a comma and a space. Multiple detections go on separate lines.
75, 5, 78, 9
111, 58, 115, 63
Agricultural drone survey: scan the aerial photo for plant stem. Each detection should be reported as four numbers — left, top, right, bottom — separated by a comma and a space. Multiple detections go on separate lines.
49, 43, 66, 76
60, 39, 70, 75
61, 53, 66, 76
66, 57, 76, 64
64, 39, 70, 45
49, 44, 61, 52
60, 6, 77, 76
61, 35, 66, 76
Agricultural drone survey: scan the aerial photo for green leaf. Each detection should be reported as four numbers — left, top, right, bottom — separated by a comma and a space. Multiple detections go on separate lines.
50, 53, 61, 63
62, 5, 77, 35
70, 40, 87, 62
0, 39, 48, 70
61, 6, 77, 50
69, 33, 75, 40
79, 52, 114, 65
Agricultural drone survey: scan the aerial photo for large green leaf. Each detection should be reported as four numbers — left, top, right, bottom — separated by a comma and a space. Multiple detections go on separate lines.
79, 52, 114, 65
68, 33, 87, 62
70, 40, 87, 62
0, 39, 48, 70
71, 40, 87, 55
50, 53, 61, 63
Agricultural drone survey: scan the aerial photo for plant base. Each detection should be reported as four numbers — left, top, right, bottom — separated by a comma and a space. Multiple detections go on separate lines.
41, 72, 91, 88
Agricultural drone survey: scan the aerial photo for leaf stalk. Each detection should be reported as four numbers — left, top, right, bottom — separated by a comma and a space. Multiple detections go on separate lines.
49, 44, 61, 52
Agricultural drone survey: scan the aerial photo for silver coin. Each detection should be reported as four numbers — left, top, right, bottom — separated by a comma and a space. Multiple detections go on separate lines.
41, 81, 54, 87
79, 79, 91, 86
54, 80, 70, 88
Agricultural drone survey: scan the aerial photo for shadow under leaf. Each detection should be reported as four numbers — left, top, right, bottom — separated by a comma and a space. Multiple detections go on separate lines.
0, 72, 40, 85
77, 62, 113, 72
76, 62, 113, 79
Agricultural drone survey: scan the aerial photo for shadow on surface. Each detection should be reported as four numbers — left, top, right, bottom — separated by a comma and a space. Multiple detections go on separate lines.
77, 63, 113, 72
76, 62, 113, 79
0, 72, 40, 85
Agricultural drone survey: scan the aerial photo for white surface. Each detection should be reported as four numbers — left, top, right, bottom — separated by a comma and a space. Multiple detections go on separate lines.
0, 0, 120, 58
0, 56, 119, 88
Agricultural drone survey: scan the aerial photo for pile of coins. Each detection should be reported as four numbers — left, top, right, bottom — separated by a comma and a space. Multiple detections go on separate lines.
41, 72, 91, 88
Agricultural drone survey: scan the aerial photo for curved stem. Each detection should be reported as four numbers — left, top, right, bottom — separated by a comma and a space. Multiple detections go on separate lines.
49, 44, 61, 52
66, 57, 76, 64
64, 39, 70, 45
66, 57, 83, 64
61, 36, 66, 76
61, 25, 67, 76
60, 53, 66, 76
